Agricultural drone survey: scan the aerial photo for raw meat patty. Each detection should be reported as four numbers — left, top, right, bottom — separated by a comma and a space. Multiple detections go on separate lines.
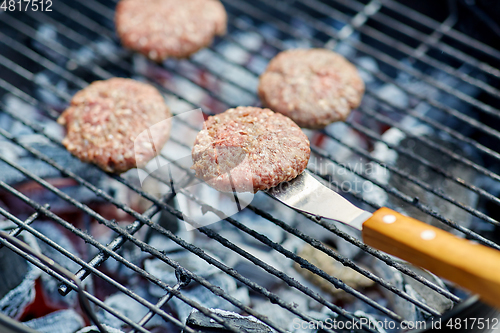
115, 0, 227, 61
192, 107, 310, 193
258, 49, 365, 129
58, 78, 172, 173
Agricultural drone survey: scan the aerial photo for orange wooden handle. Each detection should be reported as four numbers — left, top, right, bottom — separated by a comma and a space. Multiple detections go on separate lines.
362, 207, 500, 309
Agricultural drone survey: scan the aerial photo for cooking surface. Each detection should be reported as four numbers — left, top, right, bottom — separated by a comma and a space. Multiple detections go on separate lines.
1, 0, 500, 332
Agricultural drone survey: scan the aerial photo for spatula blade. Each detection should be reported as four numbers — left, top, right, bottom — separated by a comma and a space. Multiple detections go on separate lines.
267, 172, 372, 230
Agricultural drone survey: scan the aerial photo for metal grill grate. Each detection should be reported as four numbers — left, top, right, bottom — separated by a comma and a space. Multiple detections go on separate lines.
0, 0, 500, 332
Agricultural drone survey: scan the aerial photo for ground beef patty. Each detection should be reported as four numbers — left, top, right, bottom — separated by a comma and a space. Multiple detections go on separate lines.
58, 78, 171, 173
258, 49, 365, 129
115, 0, 227, 62
192, 107, 310, 193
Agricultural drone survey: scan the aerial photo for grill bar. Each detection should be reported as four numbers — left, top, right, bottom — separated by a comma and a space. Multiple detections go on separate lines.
0, 0, 494, 268
0, 98, 462, 311
381, 0, 500, 61
146, 152, 444, 315
0, 83, 456, 318
222, 15, 500, 173
0, 200, 194, 333
1, 0, 499, 331
134, 288, 185, 333
310, 144, 500, 250
0, 56, 389, 329
0, 230, 109, 333
57, 182, 190, 296
225, 0, 500, 137
355, 106, 500, 191
333, 0, 500, 78
0, 53, 72, 102
322, 123, 499, 226
0, 207, 47, 250
0, 33, 89, 88
0, 172, 288, 333
0, 110, 403, 325
297, 0, 500, 97
176, 33, 500, 213
0, 125, 328, 333
71, 0, 500, 158
0, 0, 492, 298
0, 48, 446, 330
0, 231, 151, 333
104, 52, 500, 244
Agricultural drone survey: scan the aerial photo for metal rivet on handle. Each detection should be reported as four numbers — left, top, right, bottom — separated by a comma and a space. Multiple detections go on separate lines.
421, 230, 436, 240
382, 215, 396, 224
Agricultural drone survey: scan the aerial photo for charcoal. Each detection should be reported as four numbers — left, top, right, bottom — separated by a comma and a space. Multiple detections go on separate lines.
330, 223, 364, 260
32, 221, 80, 307
293, 244, 374, 299
369, 254, 453, 322
144, 250, 220, 289
369, 256, 419, 322
0, 245, 29, 300
97, 292, 166, 330
193, 47, 259, 92
76, 325, 125, 333
388, 134, 478, 233
184, 309, 271, 333
356, 57, 379, 84
24, 309, 84, 333
399, 263, 453, 315
1, 96, 45, 135
168, 274, 250, 323
233, 261, 282, 290
236, 210, 285, 246
0, 140, 101, 210
376, 84, 409, 109
252, 300, 293, 331
0, 96, 102, 204
353, 311, 394, 333
144, 196, 193, 252
3, 141, 100, 185
147, 232, 193, 255
275, 288, 309, 313
0, 224, 41, 319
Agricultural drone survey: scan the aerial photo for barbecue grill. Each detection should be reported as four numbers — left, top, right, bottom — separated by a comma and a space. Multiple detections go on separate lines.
1, 0, 500, 332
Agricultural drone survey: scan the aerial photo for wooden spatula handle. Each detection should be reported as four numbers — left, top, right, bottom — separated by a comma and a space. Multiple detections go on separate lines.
362, 207, 500, 308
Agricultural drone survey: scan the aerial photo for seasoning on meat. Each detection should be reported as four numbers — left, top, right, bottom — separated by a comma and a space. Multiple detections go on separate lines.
58, 78, 171, 173
191, 106, 310, 193
258, 48, 365, 129
115, 0, 227, 62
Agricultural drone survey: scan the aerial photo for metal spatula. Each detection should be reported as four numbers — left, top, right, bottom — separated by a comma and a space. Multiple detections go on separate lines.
267, 171, 500, 309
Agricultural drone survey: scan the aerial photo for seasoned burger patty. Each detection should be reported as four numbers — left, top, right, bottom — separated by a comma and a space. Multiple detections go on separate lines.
115, 0, 227, 61
258, 49, 365, 129
58, 78, 172, 173
192, 107, 310, 193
